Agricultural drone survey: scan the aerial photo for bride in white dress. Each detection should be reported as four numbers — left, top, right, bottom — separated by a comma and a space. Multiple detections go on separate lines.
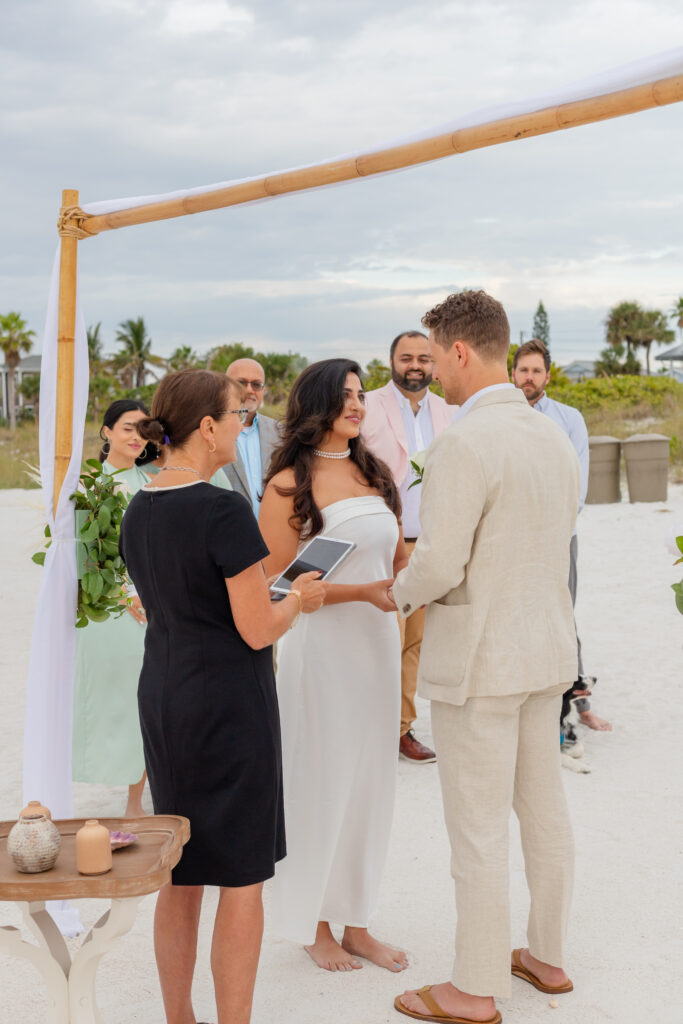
259, 359, 409, 973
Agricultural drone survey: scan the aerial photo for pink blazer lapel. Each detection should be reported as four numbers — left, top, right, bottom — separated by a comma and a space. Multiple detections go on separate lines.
380, 386, 410, 456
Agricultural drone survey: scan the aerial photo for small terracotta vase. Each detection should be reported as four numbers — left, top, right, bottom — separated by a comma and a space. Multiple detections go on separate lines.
19, 799, 52, 820
76, 819, 112, 875
7, 814, 61, 873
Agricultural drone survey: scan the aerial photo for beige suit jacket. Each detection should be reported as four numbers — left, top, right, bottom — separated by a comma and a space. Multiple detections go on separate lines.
392, 387, 581, 705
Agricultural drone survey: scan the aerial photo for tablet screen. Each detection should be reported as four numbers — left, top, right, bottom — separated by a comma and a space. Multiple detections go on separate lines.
271, 537, 355, 594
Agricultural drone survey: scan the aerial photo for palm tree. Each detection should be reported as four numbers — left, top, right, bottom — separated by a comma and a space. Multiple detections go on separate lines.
670, 297, 683, 342
167, 345, 202, 372
634, 309, 674, 375
0, 312, 35, 430
86, 322, 104, 373
605, 301, 642, 356
112, 317, 164, 388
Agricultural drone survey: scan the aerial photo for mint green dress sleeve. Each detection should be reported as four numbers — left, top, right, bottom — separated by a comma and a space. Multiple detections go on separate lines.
209, 468, 233, 490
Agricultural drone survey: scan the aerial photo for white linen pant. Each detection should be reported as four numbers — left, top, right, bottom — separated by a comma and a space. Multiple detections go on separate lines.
431, 685, 573, 998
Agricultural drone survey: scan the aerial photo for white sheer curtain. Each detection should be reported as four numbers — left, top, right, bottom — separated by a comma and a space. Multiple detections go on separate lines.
23, 249, 89, 935
23, 44, 683, 936
79, 45, 683, 219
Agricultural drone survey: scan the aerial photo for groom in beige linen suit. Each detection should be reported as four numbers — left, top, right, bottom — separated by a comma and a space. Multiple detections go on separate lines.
392, 291, 580, 1024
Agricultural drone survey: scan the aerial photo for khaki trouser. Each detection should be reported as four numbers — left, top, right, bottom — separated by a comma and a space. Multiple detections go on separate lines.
431, 684, 573, 998
397, 540, 425, 736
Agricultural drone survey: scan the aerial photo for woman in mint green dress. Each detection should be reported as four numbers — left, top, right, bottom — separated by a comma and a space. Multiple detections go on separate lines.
72, 398, 233, 815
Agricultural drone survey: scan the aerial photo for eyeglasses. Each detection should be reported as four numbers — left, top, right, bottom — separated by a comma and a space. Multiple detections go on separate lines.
232, 378, 265, 391
228, 408, 250, 424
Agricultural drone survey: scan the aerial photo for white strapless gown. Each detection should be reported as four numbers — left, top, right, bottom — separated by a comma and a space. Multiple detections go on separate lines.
271, 496, 401, 944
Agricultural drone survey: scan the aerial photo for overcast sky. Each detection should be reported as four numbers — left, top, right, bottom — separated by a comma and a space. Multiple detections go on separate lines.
2, 0, 683, 369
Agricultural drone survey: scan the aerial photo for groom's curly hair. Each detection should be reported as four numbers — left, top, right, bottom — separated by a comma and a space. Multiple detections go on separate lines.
264, 358, 400, 538
422, 290, 509, 361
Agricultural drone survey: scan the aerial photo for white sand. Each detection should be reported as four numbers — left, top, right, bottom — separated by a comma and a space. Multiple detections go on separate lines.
1, 486, 682, 1024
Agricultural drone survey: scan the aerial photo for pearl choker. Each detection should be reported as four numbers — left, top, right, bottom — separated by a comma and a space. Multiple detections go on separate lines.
312, 447, 351, 460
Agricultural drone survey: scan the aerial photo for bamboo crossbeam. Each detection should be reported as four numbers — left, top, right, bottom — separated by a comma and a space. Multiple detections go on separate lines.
78, 72, 683, 237
54, 189, 79, 514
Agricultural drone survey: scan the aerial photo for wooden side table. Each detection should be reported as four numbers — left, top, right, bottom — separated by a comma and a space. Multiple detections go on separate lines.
0, 815, 189, 1024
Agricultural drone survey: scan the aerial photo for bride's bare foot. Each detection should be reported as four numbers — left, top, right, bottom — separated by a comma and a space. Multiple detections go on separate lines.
342, 926, 408, 972
305, 922, 362, 972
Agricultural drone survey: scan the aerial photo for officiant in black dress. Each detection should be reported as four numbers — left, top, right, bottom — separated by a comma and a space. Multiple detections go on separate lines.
120, 368, 325, 1024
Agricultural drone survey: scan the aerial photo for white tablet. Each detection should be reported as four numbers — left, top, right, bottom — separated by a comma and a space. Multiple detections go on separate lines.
270, 536, 356, 597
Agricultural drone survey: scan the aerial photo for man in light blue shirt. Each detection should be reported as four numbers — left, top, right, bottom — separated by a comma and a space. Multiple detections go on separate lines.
222, 358, 281, 518
512, 339, 611, 733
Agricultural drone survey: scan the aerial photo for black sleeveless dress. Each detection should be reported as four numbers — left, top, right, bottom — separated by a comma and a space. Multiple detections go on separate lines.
120, 482, 285, 886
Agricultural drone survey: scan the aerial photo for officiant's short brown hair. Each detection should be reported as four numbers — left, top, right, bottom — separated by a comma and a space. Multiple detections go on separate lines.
422, 290, 509, 361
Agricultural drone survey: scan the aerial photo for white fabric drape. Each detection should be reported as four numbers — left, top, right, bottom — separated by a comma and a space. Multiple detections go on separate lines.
22, 43, 683, 937
23, 248, 89, 936
79, 45, 683, 220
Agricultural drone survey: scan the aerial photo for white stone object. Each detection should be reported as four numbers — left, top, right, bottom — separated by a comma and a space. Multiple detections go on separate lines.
7, 814, 61, 873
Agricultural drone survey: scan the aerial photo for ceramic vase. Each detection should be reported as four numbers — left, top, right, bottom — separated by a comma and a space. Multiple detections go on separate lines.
76, 819, 112, 875
19, 799, 52, 820
7, 814, 61, 873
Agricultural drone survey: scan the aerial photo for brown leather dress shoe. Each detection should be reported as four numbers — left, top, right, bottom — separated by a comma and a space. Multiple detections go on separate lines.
399, 730, 436, 763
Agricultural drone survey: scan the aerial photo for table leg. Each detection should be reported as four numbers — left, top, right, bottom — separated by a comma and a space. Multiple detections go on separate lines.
69, 896, 143, 1024
0, 901, 70, 1024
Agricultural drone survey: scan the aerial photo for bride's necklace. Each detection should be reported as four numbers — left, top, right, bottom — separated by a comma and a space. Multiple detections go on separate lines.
312, 448, 351, 460
158, 465, 203, 478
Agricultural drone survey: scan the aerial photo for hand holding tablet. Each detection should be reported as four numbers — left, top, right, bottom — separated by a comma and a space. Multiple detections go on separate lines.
270, 537, 356, 598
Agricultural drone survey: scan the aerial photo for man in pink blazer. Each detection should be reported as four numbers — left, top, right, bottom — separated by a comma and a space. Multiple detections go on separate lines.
362, 331, 454, 763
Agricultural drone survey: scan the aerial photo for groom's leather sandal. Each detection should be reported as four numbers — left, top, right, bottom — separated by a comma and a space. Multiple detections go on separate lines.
394, 986, 502, 1023
510, 949, 573, 994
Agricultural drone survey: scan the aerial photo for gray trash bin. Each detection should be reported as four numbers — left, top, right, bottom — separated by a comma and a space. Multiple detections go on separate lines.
586, 436, 621, 504
622, 433, 670, 502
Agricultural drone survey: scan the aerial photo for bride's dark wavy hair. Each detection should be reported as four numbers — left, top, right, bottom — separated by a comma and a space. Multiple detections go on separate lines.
264, 358, 400, 538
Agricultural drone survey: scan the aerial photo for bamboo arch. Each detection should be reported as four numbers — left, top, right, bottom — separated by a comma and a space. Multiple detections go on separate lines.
53, 69, 683, 511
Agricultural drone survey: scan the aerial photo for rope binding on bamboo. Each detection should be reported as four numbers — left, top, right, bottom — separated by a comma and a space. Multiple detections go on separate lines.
57, 205, 98, 239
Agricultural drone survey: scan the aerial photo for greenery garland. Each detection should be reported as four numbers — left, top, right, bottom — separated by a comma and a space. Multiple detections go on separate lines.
32, 460, 132, 627
672, 535, 683, 615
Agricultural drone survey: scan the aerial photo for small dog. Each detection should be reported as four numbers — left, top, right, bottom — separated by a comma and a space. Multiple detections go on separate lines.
560, 675, 596, 774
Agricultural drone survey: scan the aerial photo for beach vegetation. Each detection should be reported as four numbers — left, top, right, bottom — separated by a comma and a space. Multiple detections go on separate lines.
111, 317, 165, 388
0, 312, 35, 431
604, 301, 674, 375
670, 297, 683, 342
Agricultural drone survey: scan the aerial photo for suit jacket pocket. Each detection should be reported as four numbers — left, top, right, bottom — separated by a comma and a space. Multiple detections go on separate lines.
420, 603, 473, 688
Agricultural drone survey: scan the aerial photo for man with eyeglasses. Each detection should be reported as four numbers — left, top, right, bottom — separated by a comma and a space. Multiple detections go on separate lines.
362, 331, 454, 764
223, 358, 281, 519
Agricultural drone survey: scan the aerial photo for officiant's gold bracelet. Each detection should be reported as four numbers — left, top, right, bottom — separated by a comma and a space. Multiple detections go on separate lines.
288, 589, 303, 629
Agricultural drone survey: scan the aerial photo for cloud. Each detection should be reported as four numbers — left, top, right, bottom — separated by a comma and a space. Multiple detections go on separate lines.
162, 1, 253, 37
1, 0, 682, 370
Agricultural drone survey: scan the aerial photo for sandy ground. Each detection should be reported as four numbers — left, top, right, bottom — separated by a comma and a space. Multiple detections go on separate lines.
1, 486, 682, 1024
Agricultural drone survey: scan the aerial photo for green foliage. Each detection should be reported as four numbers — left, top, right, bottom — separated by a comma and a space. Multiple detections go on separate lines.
604, 301, 674, 374
32, 461, 132, 628
167, 345, 204, 371
206, 343, 307, 403
547, 373, 683, 415
594, 341, 641, 377
532, 301, 550, 349
672, 536, 683, 615
364, 359, 391, 391
112, 317, 165, 388
669, 297, 683, 339
86, 323, 104, 371
0, 312, 35, 431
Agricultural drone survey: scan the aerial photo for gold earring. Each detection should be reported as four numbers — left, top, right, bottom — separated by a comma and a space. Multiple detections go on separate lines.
208, 441, 217, 454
